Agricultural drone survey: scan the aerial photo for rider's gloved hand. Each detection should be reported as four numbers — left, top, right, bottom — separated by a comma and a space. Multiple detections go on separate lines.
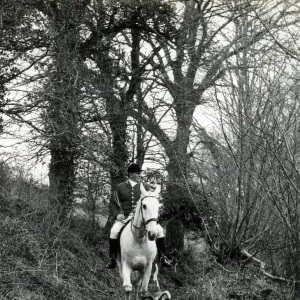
116, 214, 125, 221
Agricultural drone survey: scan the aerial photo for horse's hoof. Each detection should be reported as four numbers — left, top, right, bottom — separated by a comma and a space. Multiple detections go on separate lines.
159, 291, 171, 299
140, 291, 149, 297
124, 284, 132, 293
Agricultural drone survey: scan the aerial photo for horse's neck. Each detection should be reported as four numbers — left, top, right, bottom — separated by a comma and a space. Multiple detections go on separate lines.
132, 204, 144, 239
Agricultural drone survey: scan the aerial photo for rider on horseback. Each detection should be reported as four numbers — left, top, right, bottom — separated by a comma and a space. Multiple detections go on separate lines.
106, 163, 173, 269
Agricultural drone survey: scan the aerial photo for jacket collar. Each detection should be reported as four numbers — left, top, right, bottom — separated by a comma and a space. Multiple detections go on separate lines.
126, 180, 139, 188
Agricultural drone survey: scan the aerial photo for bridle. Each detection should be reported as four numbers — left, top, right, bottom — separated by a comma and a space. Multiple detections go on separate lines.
131, 196, 159, 238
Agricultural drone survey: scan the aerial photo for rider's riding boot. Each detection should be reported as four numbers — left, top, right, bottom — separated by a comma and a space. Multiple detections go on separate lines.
156, 237, 173, 268
106, 238, 118, 269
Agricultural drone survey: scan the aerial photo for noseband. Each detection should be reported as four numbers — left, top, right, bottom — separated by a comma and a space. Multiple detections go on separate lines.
131, 196, 159, 238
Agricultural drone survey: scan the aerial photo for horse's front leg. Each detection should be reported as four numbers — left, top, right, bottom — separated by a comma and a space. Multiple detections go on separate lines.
122, 263, 132, 299
140, 264, 152, 298
132, 271, 142, 300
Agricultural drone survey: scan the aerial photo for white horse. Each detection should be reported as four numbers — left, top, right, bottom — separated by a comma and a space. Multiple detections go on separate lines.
117, 185, 160, 300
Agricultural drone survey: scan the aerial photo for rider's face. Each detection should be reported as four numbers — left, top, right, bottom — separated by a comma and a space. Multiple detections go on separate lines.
129, 172, 141, 183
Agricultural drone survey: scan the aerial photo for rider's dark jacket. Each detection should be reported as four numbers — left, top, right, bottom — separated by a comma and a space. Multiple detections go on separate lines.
110, 180, 151, 220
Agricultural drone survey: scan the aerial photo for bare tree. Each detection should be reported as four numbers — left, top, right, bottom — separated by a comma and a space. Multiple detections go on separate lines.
198, 4, 300, 296
126, 0, 300, 251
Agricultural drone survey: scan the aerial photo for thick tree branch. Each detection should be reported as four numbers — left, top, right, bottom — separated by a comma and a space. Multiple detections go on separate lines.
129, 107, 172, 156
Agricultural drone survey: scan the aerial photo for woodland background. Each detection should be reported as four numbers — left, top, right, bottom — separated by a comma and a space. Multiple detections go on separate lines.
1, 0, 300, 299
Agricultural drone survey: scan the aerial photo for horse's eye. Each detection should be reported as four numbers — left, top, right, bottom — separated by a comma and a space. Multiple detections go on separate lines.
142, 204, 147, 209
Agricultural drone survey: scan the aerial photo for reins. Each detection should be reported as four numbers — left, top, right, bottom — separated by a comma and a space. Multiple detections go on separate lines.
131, 196, 159, 238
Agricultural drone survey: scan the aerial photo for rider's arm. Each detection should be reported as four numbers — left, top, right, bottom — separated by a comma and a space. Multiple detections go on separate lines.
110, 189, 124, 220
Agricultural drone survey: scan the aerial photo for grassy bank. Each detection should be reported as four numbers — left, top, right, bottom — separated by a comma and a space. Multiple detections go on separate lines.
0, 168, 291, 299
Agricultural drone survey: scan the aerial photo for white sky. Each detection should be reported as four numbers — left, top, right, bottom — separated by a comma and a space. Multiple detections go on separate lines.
0, 116, 50, 184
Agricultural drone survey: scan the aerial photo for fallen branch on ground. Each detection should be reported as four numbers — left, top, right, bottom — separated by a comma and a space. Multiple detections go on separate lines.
213, 258, 236, 273
241, 249, 299, 283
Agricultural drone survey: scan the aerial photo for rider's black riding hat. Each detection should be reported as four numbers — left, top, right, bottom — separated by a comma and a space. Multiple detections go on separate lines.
127, 163, 143, 174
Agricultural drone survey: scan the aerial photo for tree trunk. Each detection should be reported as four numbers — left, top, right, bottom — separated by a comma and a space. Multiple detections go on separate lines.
136, 84, 146, 167
45, 2, 84, 221
164, 104, 195, 252
103, 94, 128, 233
103, 28, 141, 232
109, 108, 128, 187
49, 148, 76, 220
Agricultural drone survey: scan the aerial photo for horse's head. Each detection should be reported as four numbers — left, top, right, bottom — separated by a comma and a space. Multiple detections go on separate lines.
140, 195, 160, 241
136, 183, 160, 241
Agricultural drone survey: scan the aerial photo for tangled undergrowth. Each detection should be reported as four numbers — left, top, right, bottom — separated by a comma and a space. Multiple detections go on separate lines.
0, 170, 292, 300
0, 195, 119, 299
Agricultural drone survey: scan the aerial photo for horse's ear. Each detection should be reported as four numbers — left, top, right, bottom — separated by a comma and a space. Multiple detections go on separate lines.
153, 184, 161, 197
140, 182, 148, 197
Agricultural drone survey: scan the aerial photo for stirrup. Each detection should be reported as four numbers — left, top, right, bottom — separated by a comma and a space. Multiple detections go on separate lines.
106, 258, 116, 269
160, 255, 172, 268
